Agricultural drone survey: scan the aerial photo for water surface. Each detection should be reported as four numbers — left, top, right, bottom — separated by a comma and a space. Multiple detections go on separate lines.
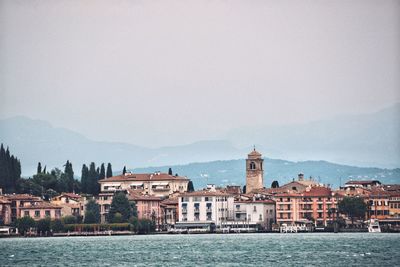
1, 233, 399, 266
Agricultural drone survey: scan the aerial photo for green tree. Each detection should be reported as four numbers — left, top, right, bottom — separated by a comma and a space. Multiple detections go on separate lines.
187, 181, 194, 192
106, 163, 113, 178
81, 164, 89, 194
271, 181, 279, 188
62, 215, 77, 224
50, 219, 64, 233
0, 144, 21, 193
338, 197, 367, 225
99, 163, 106, 180
242, 185, 246, 194
87, 162, 100, 195
168, 168, 173, 175
15, 216, 36, 235
37, 218, 51, 236
37, 162, 42, 174
122, 166, 126, 175
84, 199, 100, 224
64, 160, 74, 192
108, 192, 132, 223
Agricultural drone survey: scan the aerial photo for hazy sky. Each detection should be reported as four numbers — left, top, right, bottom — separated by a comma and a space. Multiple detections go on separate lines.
1, 0, 399, 147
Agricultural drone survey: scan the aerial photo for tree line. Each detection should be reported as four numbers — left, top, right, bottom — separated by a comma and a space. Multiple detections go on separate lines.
0, 144, 21, 193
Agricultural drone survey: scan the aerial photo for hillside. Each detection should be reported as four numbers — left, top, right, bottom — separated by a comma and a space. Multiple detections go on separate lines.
133, 158, 400, 190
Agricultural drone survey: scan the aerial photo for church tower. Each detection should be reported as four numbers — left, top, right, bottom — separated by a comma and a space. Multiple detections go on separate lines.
246, 148, 264, 193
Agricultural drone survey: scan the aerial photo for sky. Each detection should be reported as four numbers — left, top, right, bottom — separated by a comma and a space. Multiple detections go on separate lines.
1, 0, 399, 147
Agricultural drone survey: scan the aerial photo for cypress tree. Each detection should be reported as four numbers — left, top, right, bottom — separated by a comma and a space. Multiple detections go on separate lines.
106, 163, 113, 178
168, 168, 173, 175
187, 181, 194, 192
81, 164, 89, 194
99, 163, 105, 180
0, 144, 21, 193
64, 160, 74, 192
37, 162, 42, 174
122, 166, 126, 175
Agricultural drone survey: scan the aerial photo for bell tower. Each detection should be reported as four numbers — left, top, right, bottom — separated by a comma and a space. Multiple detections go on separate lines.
246, 147, 264, 193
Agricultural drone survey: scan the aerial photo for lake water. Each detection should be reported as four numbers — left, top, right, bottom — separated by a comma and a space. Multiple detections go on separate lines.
0, 233, 399, 266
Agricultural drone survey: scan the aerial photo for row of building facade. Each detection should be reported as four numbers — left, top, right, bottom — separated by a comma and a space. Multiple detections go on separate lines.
1, 149, 399, 231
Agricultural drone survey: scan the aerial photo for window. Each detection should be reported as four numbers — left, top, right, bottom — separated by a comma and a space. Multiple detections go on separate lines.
253, 206, 257, 212
287, 198, 291, 202
207, 214, 212, 220
182, 197, 189, 202
250, 162, 256, 170
193, 197, 202, 202
259, 214, 263, 221
45, 210, 51, 217
236, 205, 240, 209
194, 203, 200, 212
34, 210, 40, 217
206, 203, 212, 211
205, 197, 209, 201
24, 211, 29, 217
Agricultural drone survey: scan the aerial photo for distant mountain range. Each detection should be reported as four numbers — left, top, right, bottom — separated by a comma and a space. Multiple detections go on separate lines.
225, 103, 400, 168
133, 159, 400, 190
0, 103, 399, 176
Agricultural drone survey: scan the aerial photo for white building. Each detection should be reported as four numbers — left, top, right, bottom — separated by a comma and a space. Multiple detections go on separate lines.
176, 185, 235, 231
233, 200, 276, 230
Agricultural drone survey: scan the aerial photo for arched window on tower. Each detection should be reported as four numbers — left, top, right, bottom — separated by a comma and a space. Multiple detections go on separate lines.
250, 162, 256, 170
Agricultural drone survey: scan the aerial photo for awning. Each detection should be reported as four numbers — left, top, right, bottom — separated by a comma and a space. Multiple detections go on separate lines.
152, 182, 169, 186
130, 182, 144, 186
103, 183, 121, 187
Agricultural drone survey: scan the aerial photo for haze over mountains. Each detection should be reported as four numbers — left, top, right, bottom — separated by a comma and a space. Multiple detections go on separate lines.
0, 103, 399, 177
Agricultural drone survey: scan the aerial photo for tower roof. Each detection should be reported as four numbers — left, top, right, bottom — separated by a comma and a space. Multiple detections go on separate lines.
248, 147, 262, 158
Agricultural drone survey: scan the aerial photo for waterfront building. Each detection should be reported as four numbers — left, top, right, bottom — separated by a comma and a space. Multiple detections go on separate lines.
0, 196, 11, 225
19, 202, 62, 221
233, 197, 276, 230
245, 148, 264, 193
160, 197, 178, 229
128, 191, 163, 228
368, 188, 391, 220
98, 171, 190, 198
176, 185, 235, 230
6, 194, 42, 222
51, 193, 84, 218
273, 186, 337, 227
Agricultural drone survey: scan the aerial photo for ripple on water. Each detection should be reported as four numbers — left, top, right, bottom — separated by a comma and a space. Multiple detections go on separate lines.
0, 233, 399, 267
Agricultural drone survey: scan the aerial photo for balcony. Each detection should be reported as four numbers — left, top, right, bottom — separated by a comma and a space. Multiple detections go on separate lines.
182, 209, 187, 214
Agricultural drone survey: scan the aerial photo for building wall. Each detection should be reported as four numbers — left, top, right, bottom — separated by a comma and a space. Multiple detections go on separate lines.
0, 202, 11, 225
178, 195, 234, 226
20, 208, 61, 221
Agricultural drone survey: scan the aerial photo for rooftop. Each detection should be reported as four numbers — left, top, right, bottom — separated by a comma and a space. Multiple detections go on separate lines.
99, 172, 189, 183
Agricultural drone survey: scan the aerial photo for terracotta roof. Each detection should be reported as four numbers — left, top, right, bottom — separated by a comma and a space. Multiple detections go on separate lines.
98, 173, 189, 183
5, 194, 41, 201
128, 194, 162, 202
180, 190, 233, 197
383, 184, 400, 192
235, 199, 275, 204
19, 202, 61, 210
59, 193, 81, 199
0, 197, 11, 204
161, 198, 178, 206
369, 188, 391, 197
303, 187, 333, 197
345, 180, 381, 185
248, 149, 262, 157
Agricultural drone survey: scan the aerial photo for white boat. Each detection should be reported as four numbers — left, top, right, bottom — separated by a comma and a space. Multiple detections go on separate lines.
368, 219, 381, 233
